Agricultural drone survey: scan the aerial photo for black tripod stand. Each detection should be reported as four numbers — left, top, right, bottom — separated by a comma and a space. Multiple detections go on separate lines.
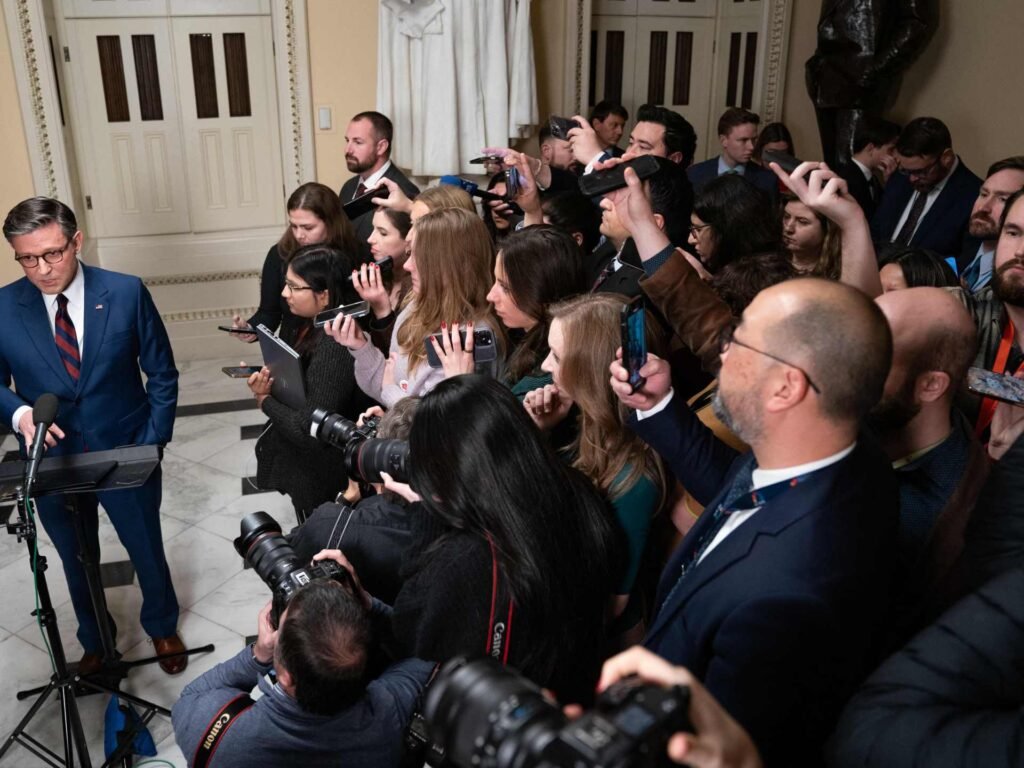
0, 445, 215, 767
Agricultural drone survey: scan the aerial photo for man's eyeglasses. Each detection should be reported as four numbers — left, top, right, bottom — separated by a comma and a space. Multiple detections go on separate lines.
718, 322, 821, 394
896, 157, 940, 179
283, 281, 314, 293
15, 239, 72, 269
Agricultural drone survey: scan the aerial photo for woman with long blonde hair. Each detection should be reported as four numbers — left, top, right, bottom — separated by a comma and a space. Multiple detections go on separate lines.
524, 293, 664, 625
328, 207, 500, 406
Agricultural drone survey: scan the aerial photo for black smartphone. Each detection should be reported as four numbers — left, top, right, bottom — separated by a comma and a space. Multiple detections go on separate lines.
424, 328, 497, 368
222, 365, 262, 378
549, 115, 576, 140
313, 300, 371, 328
761, 149, 803, 175
578, 155, 661, 197
966, 367, 1024, 406
348, 257, 394, 283
218, 325, 255, 334
343, 185, 386, 220
469, 154, 504, 165
620, 297, 647, 393
504, 167, 522, 199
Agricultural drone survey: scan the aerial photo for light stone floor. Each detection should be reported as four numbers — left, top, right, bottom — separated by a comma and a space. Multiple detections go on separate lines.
0, 357, 299, 767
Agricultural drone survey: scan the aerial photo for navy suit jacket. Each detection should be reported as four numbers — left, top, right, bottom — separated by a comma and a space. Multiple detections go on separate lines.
633, 397, 898, 767
687, 157, 779, 199
835, 161, 882, 220
870, 158, 981, 260
0, 263, 178, 455
340, 163, 421, 250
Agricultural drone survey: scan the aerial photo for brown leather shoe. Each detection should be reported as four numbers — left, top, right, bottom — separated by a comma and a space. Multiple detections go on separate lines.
76, 652, 103, 677
152, 634, 188, 675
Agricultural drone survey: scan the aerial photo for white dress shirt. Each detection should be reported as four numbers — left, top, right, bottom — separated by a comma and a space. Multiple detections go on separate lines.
11, 260, 85, 432
890, 157, 959, 243
352, 160, 393, 200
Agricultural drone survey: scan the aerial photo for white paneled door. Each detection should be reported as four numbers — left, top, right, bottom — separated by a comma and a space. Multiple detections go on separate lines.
67, 14, 283, 238
171, 16, 283, 233
69, 18, 191, 237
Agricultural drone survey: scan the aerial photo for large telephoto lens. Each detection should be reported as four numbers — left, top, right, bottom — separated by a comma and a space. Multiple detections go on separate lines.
233, 512, 303, 606
350, 438, 410, 484
424, 657, 563, 768
310, 408, 360, 449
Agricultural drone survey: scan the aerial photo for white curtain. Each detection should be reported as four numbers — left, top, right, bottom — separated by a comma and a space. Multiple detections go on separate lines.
377, 0, 539, 177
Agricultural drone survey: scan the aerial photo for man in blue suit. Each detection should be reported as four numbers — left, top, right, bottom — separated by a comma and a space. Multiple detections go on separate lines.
870, 117, 982, 261
687, 108, 779, 200
0, 197, 186, 676
611, 278, 898, 767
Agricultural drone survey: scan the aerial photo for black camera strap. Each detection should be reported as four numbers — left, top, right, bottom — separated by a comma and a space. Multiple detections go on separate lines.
486, 537, 515, 664
192, 693, 256, 768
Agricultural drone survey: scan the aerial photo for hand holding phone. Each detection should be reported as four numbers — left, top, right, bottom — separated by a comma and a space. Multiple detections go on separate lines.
579, 155, 661, 197
424, 327, 497, 368
967, 367, 1024, 406
549, 116, 576, 141
314, 300, 371, 329
223, 365, 263, 378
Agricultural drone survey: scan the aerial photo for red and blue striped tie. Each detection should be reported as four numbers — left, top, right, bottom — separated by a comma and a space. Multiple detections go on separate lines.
55, 293, 80, 381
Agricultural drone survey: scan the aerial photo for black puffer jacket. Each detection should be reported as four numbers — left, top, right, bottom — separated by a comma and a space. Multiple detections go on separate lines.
827, 564, 1024, 767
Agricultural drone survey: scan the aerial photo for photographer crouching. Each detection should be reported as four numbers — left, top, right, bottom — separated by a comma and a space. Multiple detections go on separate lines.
170, 547, 431, 768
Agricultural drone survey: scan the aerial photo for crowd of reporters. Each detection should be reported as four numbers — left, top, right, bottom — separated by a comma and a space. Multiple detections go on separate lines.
168, 103, 1024, 767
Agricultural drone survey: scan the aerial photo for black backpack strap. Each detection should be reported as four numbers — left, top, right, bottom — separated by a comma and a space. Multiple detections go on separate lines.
192, 693, 256, 768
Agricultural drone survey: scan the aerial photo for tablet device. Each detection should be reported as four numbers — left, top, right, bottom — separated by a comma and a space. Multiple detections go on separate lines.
256, 324, 306, 410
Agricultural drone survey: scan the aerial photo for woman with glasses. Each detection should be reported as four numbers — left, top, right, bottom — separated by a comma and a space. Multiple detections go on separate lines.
688, 175, 778, 275
231, 182, 361, 345
246, 244, 368, 523
523, 294, 664, 640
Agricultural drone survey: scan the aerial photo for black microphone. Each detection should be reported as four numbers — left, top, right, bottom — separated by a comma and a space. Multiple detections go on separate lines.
24, 393, 58, 493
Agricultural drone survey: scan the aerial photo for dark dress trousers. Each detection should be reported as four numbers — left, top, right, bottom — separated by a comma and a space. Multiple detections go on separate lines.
339, 162, 421, 257
634, 397, 898, 768
0, 263, 179, 652
870, 159, 982, 260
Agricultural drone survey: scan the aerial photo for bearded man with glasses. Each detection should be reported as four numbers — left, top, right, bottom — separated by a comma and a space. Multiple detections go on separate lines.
0, 196, 186, 676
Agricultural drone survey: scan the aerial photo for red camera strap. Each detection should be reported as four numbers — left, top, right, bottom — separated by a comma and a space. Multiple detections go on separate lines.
485, 537, 515, 665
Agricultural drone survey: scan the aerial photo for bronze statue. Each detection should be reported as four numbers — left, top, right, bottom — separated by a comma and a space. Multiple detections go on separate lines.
806, 0, 938, 165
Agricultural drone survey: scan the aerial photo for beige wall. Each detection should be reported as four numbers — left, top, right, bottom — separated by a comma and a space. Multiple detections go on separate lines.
0, 10, 37, 285
307, 0, 379, 189
781, 0, 1024, 172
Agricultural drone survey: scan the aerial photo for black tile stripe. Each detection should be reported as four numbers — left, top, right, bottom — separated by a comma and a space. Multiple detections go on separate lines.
240, 424, 263, 440
176, 399, 257, 418
242, 477, 268, 496
99, 560, 135, 588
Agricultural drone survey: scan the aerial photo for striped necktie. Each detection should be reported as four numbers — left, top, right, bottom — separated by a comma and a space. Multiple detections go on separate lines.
55, 293, 81, 381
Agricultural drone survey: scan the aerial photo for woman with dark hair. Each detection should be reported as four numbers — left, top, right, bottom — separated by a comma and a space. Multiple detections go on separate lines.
689, 175, 778, 274
753, 122, 796, 164
387, 375, 619, 701
879, 247, 960, 292
232, 182, 361, 345
482, 171, 516, 245
247, 244, 365, 523
486, 225, 585, 397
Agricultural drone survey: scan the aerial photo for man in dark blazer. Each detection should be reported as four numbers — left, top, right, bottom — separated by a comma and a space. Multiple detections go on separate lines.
611, 278, 899, 768
0, 197, 185, 675
687, 108, 778, 201
834, 116, 901, 220
870, 117, 982, 261
338, 111, 420, 253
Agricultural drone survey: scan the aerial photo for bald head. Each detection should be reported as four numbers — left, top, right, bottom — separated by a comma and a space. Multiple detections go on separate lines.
875, 287, 977, 398
756, 278, 893, 423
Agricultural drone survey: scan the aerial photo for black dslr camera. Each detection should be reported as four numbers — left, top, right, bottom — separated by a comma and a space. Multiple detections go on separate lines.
233, 511, 354, 628
310, 409, 409, 484
415, 657, 692, 768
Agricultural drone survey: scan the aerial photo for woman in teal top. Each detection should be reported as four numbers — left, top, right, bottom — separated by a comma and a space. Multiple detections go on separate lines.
523, 294, 665, 633
485, 225, 586, 399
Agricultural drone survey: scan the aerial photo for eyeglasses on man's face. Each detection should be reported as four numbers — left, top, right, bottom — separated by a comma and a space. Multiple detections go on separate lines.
14, 239, 73, 269
717, 322, 821, 394
896, 156, 941, 179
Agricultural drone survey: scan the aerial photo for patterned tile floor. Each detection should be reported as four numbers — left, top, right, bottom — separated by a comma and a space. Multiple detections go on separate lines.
0, 358, 299, 767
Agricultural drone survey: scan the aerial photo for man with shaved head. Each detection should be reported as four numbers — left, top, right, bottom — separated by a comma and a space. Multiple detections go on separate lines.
610, 278, 899, 768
